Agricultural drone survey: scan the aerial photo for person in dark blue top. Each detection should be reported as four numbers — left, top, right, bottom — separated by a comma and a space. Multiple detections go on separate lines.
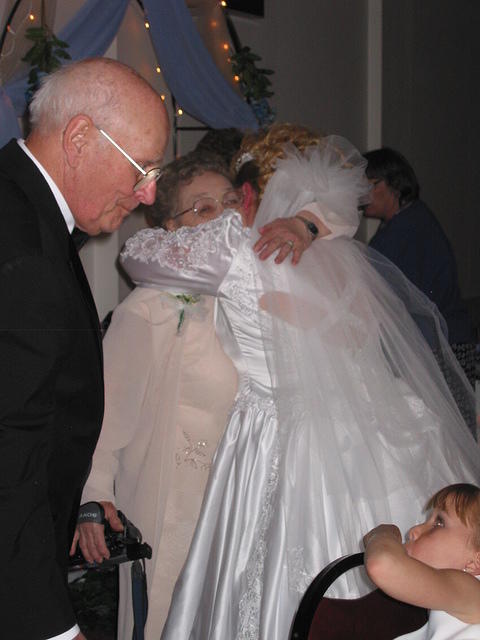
363, 147, 476, 435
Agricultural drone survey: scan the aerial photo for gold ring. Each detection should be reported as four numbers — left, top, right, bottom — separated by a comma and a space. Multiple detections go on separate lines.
285, 240, 294, 249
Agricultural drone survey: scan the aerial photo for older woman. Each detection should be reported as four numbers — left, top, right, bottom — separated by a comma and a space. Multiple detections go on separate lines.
119, 125, 479, 639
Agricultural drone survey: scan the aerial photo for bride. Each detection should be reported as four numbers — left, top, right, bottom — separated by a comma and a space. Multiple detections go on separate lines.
121, 125, 479, 639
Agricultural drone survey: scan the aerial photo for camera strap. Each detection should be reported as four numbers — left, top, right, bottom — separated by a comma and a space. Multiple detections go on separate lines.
77, 501, 106, 525
131, 559, 148, 640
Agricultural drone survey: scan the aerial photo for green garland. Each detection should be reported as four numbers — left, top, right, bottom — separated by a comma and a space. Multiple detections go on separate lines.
22, 25, 70, 95
229, 46, 275, 125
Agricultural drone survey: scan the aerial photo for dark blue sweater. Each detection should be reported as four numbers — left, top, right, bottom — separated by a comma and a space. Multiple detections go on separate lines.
369, 200, 472, 343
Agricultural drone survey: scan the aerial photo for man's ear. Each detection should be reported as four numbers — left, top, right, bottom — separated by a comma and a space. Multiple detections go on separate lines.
240, 182, 258, 227
241, 181, 254, 209
465, 551, 480, 576
62, 115, 93, 168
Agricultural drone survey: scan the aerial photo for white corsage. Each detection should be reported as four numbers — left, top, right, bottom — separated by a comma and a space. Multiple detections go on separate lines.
167, 293, 203, 334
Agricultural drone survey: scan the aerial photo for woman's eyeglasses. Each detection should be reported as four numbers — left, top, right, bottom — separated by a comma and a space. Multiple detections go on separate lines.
171, 190, 244, 220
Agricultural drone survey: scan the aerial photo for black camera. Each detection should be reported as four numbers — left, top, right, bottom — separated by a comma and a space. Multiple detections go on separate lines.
69, 503, 152, 571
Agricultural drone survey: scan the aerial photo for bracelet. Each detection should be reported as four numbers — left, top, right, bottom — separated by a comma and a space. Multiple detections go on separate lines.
77, 501, 105, 525
295, 215, 319, 240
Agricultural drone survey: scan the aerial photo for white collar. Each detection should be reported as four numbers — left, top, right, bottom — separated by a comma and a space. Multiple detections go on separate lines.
17, 138, 76, 234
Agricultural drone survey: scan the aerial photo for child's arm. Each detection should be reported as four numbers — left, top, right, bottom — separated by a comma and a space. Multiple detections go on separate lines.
364, 524, 480, 624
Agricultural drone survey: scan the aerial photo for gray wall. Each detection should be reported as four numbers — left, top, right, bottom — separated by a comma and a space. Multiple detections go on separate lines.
382, 0, 480, 300
232, 0, 368, 150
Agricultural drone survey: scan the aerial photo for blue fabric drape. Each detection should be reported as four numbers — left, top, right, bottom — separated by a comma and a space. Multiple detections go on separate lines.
143, 0, 257, 130
1, 0, 257, 148
0, 86, 21, 143
1, 0, 129, 147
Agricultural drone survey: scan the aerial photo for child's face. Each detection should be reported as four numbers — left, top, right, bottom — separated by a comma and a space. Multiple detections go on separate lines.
405, 498, 477, 571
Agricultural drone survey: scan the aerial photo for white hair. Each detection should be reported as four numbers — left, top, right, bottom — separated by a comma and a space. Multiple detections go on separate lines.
29, 58, 148, 134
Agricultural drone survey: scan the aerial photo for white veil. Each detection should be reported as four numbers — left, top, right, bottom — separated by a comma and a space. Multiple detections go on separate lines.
253, 138, 479, 596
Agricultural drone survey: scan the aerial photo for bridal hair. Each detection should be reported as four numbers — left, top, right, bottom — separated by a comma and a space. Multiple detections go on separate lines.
426, 483, 480, 547
145, 151, 233, 228
29, 58, 152, 134
232, 122, 324, 198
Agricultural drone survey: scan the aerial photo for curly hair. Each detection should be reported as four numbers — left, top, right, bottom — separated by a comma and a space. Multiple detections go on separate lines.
145, 151, 233, 228
232, 122, 324, 198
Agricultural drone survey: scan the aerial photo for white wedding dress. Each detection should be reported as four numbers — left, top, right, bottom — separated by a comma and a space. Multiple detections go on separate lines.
121, 139, 480, 640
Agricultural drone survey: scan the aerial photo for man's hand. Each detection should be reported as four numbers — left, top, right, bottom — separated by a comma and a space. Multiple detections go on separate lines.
74, 633, 87, 640
253, 217, 313, 265
69, 501, 123, 564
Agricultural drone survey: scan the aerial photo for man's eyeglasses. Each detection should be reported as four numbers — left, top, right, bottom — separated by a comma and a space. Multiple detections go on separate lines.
97, 127, 162, 192
171, 190, 244, 220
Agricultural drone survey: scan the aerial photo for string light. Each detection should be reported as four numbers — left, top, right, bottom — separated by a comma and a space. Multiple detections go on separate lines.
0, 1, 35, 68
234, 75, 240, 82
160, 94, 166, 101
144, 21, 150, 29
177, 107, 183, 116
222, 43, 229, 51
156, 66, 161, 74
220, 1, 227, 6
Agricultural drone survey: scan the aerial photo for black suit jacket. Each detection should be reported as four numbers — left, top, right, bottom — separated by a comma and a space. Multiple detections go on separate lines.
0, 140, 104, 638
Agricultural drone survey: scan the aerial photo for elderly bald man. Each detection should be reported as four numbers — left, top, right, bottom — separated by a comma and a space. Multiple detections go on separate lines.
0, 57, 169, 640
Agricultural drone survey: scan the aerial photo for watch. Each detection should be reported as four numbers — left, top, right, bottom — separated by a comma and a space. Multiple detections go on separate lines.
295, 215, 319, 240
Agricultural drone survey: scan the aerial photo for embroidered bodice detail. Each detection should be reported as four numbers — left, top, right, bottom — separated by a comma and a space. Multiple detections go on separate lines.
175, 431, 212, 471
232, 382, 276, 417
221, 245, 259, 321
121, 212, 242, 279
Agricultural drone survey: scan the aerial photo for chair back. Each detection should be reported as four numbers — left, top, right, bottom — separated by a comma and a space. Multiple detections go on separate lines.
290, 552, 428, 640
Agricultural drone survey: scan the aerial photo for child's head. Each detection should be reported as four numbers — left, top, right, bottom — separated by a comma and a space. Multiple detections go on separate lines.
406, 483, 480, 574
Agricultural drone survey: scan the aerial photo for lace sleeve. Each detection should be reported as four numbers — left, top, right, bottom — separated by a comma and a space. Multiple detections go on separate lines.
120, 211, 245, 296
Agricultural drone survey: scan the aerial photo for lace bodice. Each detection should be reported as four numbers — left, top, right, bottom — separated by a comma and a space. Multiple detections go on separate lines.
121, 212, 244, 297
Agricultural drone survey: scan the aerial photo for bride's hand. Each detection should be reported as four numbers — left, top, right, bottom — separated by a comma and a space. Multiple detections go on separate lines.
253, 216, 312, 265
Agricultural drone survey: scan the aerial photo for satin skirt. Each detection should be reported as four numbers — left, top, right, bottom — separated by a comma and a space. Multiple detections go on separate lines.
160, 383, 297, 640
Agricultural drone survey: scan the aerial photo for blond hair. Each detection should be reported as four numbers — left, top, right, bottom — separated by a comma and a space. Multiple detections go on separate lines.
426, 483, 480, 548
232, 123, 324, 198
